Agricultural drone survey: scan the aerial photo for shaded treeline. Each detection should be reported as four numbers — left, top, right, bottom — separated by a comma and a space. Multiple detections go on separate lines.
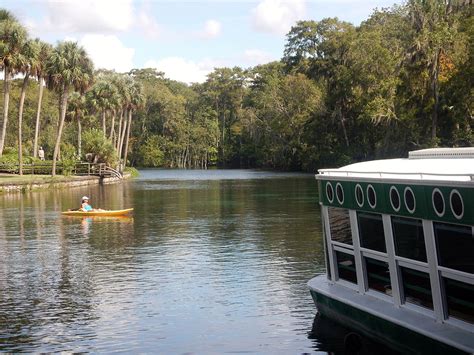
130, 0, 472, 170
0, 9, 144, 176
1, 1, 473, 173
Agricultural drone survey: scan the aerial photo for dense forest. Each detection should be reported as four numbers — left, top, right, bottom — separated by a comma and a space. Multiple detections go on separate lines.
1, 1, 473, 174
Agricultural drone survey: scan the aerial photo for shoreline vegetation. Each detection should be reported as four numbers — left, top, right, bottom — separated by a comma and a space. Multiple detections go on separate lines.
0, 2, 473, 180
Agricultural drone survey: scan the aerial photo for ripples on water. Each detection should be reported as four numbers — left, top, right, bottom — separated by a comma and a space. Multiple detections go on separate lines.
0, 169, 393, 353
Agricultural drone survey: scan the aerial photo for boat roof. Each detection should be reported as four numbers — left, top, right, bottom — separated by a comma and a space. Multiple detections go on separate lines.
318, 148, 474, 182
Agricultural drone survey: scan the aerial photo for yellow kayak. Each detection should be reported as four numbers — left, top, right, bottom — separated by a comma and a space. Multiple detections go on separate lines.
62, 208, 134, 217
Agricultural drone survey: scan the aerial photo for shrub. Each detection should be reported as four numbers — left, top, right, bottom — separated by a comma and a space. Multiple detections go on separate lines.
82, 129, 118, 166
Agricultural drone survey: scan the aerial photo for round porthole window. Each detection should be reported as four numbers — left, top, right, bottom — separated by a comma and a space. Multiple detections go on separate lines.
326, 182, 334, 203
355, 184, 364, 207
404, 187, 416, 214
336, 183, 344, 205
432, 188, 445, 217
450, 190, 464, 220
367, 185, 377, 208
390, 186, 400, 212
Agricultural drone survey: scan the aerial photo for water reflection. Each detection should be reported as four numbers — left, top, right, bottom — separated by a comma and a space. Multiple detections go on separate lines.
309, 313, 401, 355
0, 170, 339, 352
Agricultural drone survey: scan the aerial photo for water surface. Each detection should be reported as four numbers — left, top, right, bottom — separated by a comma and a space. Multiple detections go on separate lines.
0, 169, 346, 353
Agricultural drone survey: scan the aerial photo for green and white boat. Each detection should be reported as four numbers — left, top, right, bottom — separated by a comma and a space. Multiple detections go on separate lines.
308, 147, 474, 354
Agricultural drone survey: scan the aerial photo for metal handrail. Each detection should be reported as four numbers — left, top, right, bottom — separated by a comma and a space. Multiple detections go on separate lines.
0, 162, 124, 178
318, 169, 474, 181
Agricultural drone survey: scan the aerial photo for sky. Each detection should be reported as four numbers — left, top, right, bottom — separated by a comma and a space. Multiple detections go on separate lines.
4, 0, 401, 84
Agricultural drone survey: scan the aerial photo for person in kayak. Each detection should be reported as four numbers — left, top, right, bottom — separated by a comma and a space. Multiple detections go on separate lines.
80, 196, 103, 212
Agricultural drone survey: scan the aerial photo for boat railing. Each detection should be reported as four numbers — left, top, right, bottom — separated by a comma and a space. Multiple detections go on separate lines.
318, 169, 474, 181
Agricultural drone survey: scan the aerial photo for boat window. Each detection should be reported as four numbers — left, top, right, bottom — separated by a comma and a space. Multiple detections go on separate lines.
390, 186, 400, 212
450, 190, 464, 219
404, 187, 416, 213
355, 184, 364, 207
328, 207, 352, 245
357, 213, 386, 253
432, 189, 445, 217
434, 222, 473, 274
392, 217, 427, 262
367, 185, 376, 208
443, 277, 474, 324
335, 251, 357, 284
336, 183, 344, 205
365, 257, 391, 296
326, 182, 334, 203
400, 267, 433, 310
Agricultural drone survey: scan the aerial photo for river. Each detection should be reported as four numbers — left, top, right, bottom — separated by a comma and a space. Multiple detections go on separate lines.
0, 169, 389, 353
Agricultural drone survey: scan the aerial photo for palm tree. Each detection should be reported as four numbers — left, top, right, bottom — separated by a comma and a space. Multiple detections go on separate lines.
88, 78, 119, 138
117, 75, 133, 154
32, 39, 53, 158
67, 91, 86, 157
17, 39, 40, 175
108, 74, 124, 141
122, 81, 144, 168
46, 41, 94, 176
0, 12, 28, 155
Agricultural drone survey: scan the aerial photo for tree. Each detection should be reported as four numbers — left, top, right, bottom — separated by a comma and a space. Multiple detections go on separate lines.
0, 12, 28, 155
67, 91, 86, 157
32, 39, 53, 158
284, 18, 356, 148
202, 67, 247, 165
117, 75, 133, 155
87, 78, 119, 138
122, 81, 144, 167
406, 0, 462, 141
283, 20, 319, 72
16, 38, 40, 175
46, 41, 94, 176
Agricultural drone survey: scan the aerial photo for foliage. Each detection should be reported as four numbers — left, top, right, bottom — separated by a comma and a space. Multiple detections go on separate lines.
124, 166, 139, 178
59, 142, 77, 176
138, 135, 164, 167
0, 2, 472, 174
82, 128, 118, 165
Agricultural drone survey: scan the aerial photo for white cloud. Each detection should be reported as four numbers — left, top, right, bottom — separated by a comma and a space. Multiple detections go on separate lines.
201, 20, 222, 39
144, 57, 218, 84
80, 35, 135, 72
251, 0, 307, 35
136, 2, 162, 39
30, 0, 134, 34
137, 13, 161, 39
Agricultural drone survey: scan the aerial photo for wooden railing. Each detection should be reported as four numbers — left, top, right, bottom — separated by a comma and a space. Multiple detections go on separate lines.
0, 162, 123, 178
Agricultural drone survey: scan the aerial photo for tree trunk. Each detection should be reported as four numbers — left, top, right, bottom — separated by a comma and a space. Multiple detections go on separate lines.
102, 110, 106, 137
77, 112, 82, 158
340, 118, 349, 147
0, 67, 11, 156
221, 109, 225, 166
18, 73, 30, 176
33, 77, 44, 158
52, 87, 69, 176
431, 49, 441, 142
123, 109, 133, 168
337, 104, 350, 147
109, 109, 116, 141
119, 109, 128, 158
116, 109, 123, 150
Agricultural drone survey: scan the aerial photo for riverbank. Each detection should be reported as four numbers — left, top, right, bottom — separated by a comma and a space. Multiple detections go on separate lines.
0, 173, 131, 193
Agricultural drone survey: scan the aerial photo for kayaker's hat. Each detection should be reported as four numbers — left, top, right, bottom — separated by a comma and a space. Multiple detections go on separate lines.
82, 196, 89, 200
